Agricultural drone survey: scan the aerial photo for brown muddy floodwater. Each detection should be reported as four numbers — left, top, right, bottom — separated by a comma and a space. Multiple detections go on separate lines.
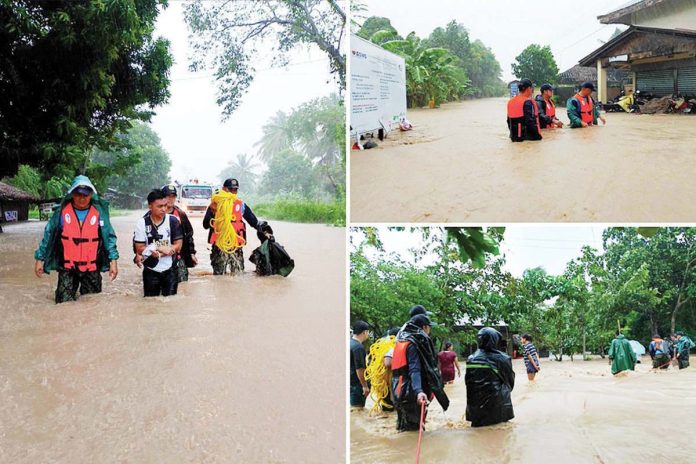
0, 212, 345, 463
351, 357, 696, 463
350, 98, 696, 223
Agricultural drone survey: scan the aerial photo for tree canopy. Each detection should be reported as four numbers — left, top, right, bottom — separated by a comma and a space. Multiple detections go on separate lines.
0, 0, 172, 178
511, 44, 559, 87
184, 0, 345, 118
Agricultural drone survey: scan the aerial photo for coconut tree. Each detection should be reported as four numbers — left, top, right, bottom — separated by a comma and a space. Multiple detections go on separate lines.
218, 153, 261, 194
254, 111, 293, 162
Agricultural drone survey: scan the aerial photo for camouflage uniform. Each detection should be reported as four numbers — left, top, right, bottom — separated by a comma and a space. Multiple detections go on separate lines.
176, 257, 189, 282
55, 270, 102, 303
210, 244, 244, 275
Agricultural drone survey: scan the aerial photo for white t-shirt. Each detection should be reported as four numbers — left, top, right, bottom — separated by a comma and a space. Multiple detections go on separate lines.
133, 213, 183, 273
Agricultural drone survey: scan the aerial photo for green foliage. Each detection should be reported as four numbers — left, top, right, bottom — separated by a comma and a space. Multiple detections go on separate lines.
254, 94, 345, 199
357, 16, 400, 44
5, 165, 71, 200
184, 0, 345, 118
260, 149, 317, 198
512, 44, 560, 87
254, 198, 345, 226
90, 121, 171, 198
381, 33, 469, 107
0, 0, 172, 178
218, 154, 261, 195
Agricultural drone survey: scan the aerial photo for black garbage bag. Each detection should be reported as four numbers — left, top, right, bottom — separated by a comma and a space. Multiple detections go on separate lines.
249, 221, 295, 277
465, 327, 515, 427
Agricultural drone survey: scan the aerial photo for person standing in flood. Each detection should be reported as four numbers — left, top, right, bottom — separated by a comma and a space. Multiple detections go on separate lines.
506, 78, 542, 142
608, 331, 637, 374
674, 331, 694, 370
203, 178, 259, 274
391, 314, 449, 431
161, 184, 197, 282
437, 342, 460, 385
521, 333, 541, 381
567, 82, 606, 128
535, 84, 564, 129
133, 189, 183, 297
350, 320, 371, 409
649, 334, 672, 369
34, 175, 119, 304
465, 327, 515, 427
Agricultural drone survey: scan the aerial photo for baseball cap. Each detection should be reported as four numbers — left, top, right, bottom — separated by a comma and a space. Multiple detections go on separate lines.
518, 78, 534, 89
223, 178, 240, 189
352, 320, 370, 334
581, 81, 596, 91
410, 314, 435, 328
161, 184, 177, 196
540, 83, 554, 92
409, 305, 433, 317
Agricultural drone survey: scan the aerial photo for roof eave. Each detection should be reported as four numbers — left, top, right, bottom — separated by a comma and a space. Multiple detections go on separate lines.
597, 0, 667, 25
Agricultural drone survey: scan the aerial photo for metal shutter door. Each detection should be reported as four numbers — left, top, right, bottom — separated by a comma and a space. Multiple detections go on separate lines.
677, 67, 696, 96
637, 69, 675, 96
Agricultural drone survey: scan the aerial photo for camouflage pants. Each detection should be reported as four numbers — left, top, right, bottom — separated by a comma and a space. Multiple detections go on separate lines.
211, 245, 244, 275
176, 258, 188, 282
55, 270, 102, 304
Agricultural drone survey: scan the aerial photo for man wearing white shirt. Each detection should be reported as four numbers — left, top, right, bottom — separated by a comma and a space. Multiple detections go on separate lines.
134, 189, 183, 297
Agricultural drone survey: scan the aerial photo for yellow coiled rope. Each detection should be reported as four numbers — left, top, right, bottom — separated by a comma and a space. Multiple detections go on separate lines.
365, 335, 396, 415
210, 190, 245, 253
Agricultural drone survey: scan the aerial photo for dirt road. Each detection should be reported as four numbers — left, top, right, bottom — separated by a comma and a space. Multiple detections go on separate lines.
350, 98, 696, 222
0, 212, 345, 463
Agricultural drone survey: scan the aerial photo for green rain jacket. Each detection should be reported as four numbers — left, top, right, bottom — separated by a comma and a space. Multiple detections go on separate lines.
566, 95, 601, 128
677, 336, 695, 354
608, 335, 637, 375
34, 193, 119, 273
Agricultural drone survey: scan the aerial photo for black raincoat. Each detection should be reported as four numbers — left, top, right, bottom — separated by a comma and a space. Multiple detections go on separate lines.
248, 221, 294, 277
465, 327, 515, 427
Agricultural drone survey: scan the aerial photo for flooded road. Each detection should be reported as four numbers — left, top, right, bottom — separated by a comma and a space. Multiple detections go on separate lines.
350, 98, 696, 222
0, 212, 345, 463
351, 357, 696, 463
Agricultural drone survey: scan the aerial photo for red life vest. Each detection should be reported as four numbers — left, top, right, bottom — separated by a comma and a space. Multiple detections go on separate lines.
60, 203, 100, 272
171, 208, 180, 220
391, 340, 411, 400
209, 198, 247, 246
573, 93, 594, 124
507, 95, 540, 138
545, 98, 556, 118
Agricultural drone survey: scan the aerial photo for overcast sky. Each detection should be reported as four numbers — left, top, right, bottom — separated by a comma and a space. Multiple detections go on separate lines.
149, 2, 337, 185
353, 226, 606, 277
359, 0, 634, 82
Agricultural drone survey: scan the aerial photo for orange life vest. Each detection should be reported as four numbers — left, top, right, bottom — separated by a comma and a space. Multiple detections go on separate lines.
573, 93, 594, 124
507, 95, 540, 138
391, 340, 411, 400
209, 198, 247, 246
545, 98, 556, 118
60, 203, 100, 272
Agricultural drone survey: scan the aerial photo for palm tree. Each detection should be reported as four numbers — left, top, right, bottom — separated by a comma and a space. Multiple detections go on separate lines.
218, 153, 261, 193
254, 110, 294, 162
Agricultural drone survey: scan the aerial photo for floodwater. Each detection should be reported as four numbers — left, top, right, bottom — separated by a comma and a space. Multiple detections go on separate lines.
0, 212, 345, 463
350, 98, 696, 222
351, 357, 696, 463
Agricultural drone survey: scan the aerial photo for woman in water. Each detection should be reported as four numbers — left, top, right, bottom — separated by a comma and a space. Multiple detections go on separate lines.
438, 342, 461, 384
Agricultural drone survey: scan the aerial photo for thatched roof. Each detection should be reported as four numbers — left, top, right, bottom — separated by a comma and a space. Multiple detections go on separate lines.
0, 181, 38, 201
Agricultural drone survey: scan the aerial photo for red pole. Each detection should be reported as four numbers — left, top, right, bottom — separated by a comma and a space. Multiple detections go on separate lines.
416, 400, 426, 464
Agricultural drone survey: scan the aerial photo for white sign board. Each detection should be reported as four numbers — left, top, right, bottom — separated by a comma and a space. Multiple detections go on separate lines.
4, 210, 18, 222
350, 34, 407, 135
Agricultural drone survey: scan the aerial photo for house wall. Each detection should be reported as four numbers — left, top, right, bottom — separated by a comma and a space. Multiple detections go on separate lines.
0, 200, 30, 222
630, 0, 696, 30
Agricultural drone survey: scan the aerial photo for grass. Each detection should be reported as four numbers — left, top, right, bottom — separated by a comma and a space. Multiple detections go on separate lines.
254, 199, 345, 226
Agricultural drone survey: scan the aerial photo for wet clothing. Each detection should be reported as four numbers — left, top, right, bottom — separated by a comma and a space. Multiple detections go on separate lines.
210, 245, 244, 275
535, 95, 557, 129
35, 194, 119, 274
465, 328, 515, 427
202, 201, 259, 245
649, 338, 672, 369
350, 337, 368, 407
676, 336, 695, 369
171, 205, 197, 270
392, 322, 449, 431
143, 266, 178, 297
522, 342, 540, 374
175, 258, 189, 282
55, 269, 102, 304
249, 237, 295, 277
608, 335, 637, 375
567, 94, 601, 128
437, 351, 457, 383
507, 95, 542, 142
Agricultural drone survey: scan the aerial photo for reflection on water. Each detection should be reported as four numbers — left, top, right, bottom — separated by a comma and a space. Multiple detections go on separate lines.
351, 358, 696, 463
0, 213, 345, 463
